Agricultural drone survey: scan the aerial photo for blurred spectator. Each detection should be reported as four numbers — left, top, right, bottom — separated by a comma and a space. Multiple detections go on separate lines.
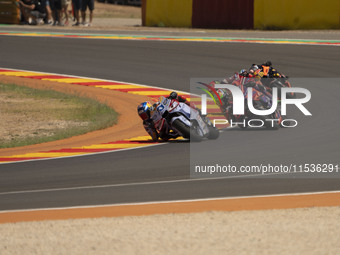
72, 0, 81, 26
19, 0, 32, 24
50, 0, 62, 25
19, 0, 46, 25
42, 0, 53, 24
81, 0, 93, 26
60, 0, 70, 25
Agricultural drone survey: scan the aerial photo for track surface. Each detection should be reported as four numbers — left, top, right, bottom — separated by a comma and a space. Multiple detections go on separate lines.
0, 31, 339, 211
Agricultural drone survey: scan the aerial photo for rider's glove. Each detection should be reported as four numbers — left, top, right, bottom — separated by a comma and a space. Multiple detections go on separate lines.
143, 119, 154, 128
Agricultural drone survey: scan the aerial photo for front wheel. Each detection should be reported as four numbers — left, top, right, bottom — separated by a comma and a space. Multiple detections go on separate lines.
172, 119, 202, 142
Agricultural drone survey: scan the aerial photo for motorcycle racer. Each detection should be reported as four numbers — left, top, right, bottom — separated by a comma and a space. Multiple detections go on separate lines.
247, 65, 273, 98
137, 100, 179, 142
167, 91, 188, 104
252, 61, 282, 78
207, 68, 274, 122
221, 68, 270, 99
167, 91, 202, 111
205, 70, 249, 116
250, 61, 294, 98
222, 69, 248, 85
248, 65, 263, 79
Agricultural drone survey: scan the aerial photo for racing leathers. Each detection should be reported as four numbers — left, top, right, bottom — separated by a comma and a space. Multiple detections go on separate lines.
143, 110, 179, 142
255, 63, 286, 89
247, 70, 273, 98
167, 91, 197, 109
143, 95, 182, 142
258, 64, 283, 78
210, 71, 273, 121
222, 71, 270, 97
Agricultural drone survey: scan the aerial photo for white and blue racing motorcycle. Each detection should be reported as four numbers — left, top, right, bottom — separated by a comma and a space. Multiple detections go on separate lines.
153, 96, 219, 142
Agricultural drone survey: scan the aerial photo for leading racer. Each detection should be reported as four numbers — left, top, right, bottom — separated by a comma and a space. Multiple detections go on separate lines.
137, 92, 192, 141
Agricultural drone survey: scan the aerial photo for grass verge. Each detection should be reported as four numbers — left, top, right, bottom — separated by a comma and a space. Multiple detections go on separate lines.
0, 83, 118, 148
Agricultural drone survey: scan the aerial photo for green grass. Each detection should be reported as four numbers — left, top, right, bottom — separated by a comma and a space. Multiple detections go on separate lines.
0, 83, 118, 148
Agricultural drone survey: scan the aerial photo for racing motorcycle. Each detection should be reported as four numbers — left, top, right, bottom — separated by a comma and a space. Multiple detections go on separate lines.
202, 80, 282, 130
154, 96, 219, 142
261, 75, 295, 99
229, 84, 283, 130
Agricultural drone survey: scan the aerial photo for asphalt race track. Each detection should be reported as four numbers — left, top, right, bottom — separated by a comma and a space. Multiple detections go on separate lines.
0, 30, 339, 211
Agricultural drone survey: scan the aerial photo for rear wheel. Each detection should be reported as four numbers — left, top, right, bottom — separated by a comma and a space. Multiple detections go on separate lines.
207, 126, 220, 139
201, 116, 220, 139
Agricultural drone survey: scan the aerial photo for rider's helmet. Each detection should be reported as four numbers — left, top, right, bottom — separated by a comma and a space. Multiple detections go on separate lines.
239, 69, 247, 76
169, 91, 178, 99
137, 101, 152, 120
249, 65, 259, 75
263, 60, 272, 66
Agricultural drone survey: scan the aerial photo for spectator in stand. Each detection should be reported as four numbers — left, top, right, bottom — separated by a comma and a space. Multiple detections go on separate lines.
72, 0, 81, 26
81, 0, 94, 26
19, 0, 46, 25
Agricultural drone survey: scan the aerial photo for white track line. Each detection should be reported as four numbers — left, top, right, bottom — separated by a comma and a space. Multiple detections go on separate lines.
0, 171, 307, 196
0, 142, 166, 165
1, 190, 339, 214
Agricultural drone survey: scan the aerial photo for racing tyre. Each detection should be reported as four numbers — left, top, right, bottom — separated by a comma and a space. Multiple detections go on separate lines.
207, 126, 220, 140
172, 119, 202, 142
